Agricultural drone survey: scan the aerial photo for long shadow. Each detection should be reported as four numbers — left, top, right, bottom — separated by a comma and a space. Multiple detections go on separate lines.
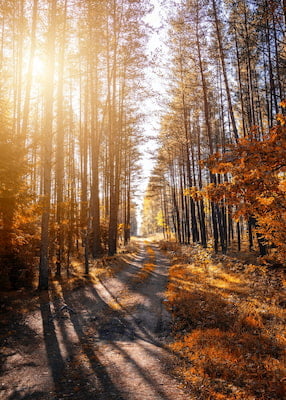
49, 290, 110, 399
59, 283, 127, 400
137, 244, 286, 399
62, 280, 138, 344
96, 277, 168, 348
109, 254, 167, 301
113, 257, 147, 278
39, 292, 70, 398
57, 261, 194, 400
54, 243, 192, 398
0, 300, 56, 399
114, 261, 142, 280
59, 285, 186, 400
93, 244, 175, 349
132, 245, 170, 286
110, 341, 180, 400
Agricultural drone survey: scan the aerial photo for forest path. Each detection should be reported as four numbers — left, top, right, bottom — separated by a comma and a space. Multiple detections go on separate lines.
1, 240, 192, 400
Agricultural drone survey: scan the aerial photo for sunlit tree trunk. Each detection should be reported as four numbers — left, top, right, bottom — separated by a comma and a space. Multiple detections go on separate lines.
21, 0, 38, 142
80, 81, 89, 271
14, 0, 24, 137
107, 0, 120, 256
211, 0, 239, 144
85, 1, 104, 258
38, 0, 57, 290
55, 0, 68, 277
67, 86, 76, 277
195, 16, 219, 252
196, 123, 207, 247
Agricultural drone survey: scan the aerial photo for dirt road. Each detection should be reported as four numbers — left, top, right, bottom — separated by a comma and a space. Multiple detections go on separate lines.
1, 241, 192, 400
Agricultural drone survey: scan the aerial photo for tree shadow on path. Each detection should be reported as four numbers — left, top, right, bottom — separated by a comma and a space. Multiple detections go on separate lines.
58, 282, 128, 400
39, 292, 69, 398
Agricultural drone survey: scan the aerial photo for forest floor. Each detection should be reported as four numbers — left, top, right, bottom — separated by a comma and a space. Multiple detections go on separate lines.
0, 239, 191, 400
0, 239, 285, 400
164, 241, 286, 400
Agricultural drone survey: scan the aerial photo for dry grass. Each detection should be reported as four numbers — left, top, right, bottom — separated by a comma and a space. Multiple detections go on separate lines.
51, 257, 117, 292
165, 243, 286, 400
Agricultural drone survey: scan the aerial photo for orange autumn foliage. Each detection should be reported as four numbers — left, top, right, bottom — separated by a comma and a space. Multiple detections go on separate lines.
202, 112, 286, 264
166, 243, 286, 400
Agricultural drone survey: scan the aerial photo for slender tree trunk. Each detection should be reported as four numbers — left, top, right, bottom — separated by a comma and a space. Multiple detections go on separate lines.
14, 0, 24, 137
55, 0, 67, 277
38, 0, 57, 290
21, 0, 38, 142
197, 124, 207, 247
234, 25, 247, 137
237, 220, 241, 252
90, 57, 102, 257
107, 2, 120, 256
243, 4, 256, 130
266, 17, 278, 121
212, 0, 239, 143
195, 18, 219, 251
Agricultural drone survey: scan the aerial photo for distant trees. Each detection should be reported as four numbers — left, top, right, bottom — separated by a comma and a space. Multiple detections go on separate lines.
142, 0, 286, 261
141, 166, 171, 238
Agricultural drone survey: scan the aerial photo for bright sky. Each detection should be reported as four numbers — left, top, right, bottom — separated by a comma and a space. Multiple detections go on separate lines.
138, 0, 169, 191
136, 0, 169, 232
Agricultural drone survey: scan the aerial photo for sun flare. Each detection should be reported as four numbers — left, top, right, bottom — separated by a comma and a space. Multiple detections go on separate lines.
32, 56, 45, 79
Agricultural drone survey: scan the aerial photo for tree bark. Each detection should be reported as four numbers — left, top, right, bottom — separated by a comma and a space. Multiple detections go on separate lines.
38, 0, 57, 290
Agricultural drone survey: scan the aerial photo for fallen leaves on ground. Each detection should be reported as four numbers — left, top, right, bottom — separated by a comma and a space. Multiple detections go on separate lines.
164, 242, 286, 400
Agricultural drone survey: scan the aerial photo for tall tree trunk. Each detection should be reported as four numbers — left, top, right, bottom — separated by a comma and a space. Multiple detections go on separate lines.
107, 2, 120, 256
55, 0, 68, 277
21, 0, 38, 142
234, 25, 247, 137
179, 57, 199, 243
86, 2, 103, 259
14, 0, 24, 137
212, 0, 239, 143
90, 54, 102, 257
38, 0, 57, 290
195, 17, 219, 251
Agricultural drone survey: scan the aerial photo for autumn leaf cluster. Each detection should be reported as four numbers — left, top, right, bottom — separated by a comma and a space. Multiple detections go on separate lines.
201, 113, 286, 264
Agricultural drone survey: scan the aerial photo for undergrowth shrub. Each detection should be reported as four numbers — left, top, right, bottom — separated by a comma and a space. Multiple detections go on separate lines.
166, 243, 286, 400
158, 240, 180, 252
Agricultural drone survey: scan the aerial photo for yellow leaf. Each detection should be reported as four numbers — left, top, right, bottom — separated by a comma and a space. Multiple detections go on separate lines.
257, 196, 275, 205
276, 113, 286, 125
